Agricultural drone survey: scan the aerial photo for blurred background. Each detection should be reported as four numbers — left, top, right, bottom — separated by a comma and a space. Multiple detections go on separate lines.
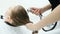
0, 0, 60, 34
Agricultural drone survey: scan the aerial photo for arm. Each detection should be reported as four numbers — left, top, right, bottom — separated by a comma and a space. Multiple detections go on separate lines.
26, 4, 60, 31
35, 4, 60, 30
30, 4, 52, 15
41, 4, 52, 13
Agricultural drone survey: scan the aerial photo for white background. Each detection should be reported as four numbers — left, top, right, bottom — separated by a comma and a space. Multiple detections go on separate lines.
0, 0, 60, 34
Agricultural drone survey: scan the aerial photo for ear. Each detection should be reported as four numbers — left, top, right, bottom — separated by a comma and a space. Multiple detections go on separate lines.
5, 16, 12, 22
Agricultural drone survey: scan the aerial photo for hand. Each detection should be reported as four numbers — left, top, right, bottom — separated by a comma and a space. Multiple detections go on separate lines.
30, 7, 42, 15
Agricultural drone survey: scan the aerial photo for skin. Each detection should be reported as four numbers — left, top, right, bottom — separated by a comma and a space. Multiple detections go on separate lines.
4, 4, 60, 32
30, 4, 51, 15
4, 5, 38, 34
26, 4, 60, 31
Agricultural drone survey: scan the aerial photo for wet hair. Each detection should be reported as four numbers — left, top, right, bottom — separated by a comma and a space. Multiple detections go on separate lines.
5, 5, 32, 27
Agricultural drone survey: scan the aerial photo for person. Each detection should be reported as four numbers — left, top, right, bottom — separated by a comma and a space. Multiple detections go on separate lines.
26, 0, 60, 31
4, 5, 38, 34
4, 5, 32, 27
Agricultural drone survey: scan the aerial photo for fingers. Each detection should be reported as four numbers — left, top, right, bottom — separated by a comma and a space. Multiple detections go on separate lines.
35, 9, 41, 15
30, 7, 38, 10
30, 7, 41, 15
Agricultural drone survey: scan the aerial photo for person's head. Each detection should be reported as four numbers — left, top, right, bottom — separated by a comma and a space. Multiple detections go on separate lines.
4, 5, 32, 27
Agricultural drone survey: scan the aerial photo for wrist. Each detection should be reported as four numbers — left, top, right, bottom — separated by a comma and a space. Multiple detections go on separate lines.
26, 23, 37, 31
26, 23, 40, 31
38, 8, 45, 15
40, 8, 45, 14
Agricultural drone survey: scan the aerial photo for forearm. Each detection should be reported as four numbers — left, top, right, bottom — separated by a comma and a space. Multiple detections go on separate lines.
41, 4, 52, 13
35, 4, 60, 30
26, 5, 60, 31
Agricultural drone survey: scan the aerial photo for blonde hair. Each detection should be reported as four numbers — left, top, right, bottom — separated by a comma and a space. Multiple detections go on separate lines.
5, 5, 31, 27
